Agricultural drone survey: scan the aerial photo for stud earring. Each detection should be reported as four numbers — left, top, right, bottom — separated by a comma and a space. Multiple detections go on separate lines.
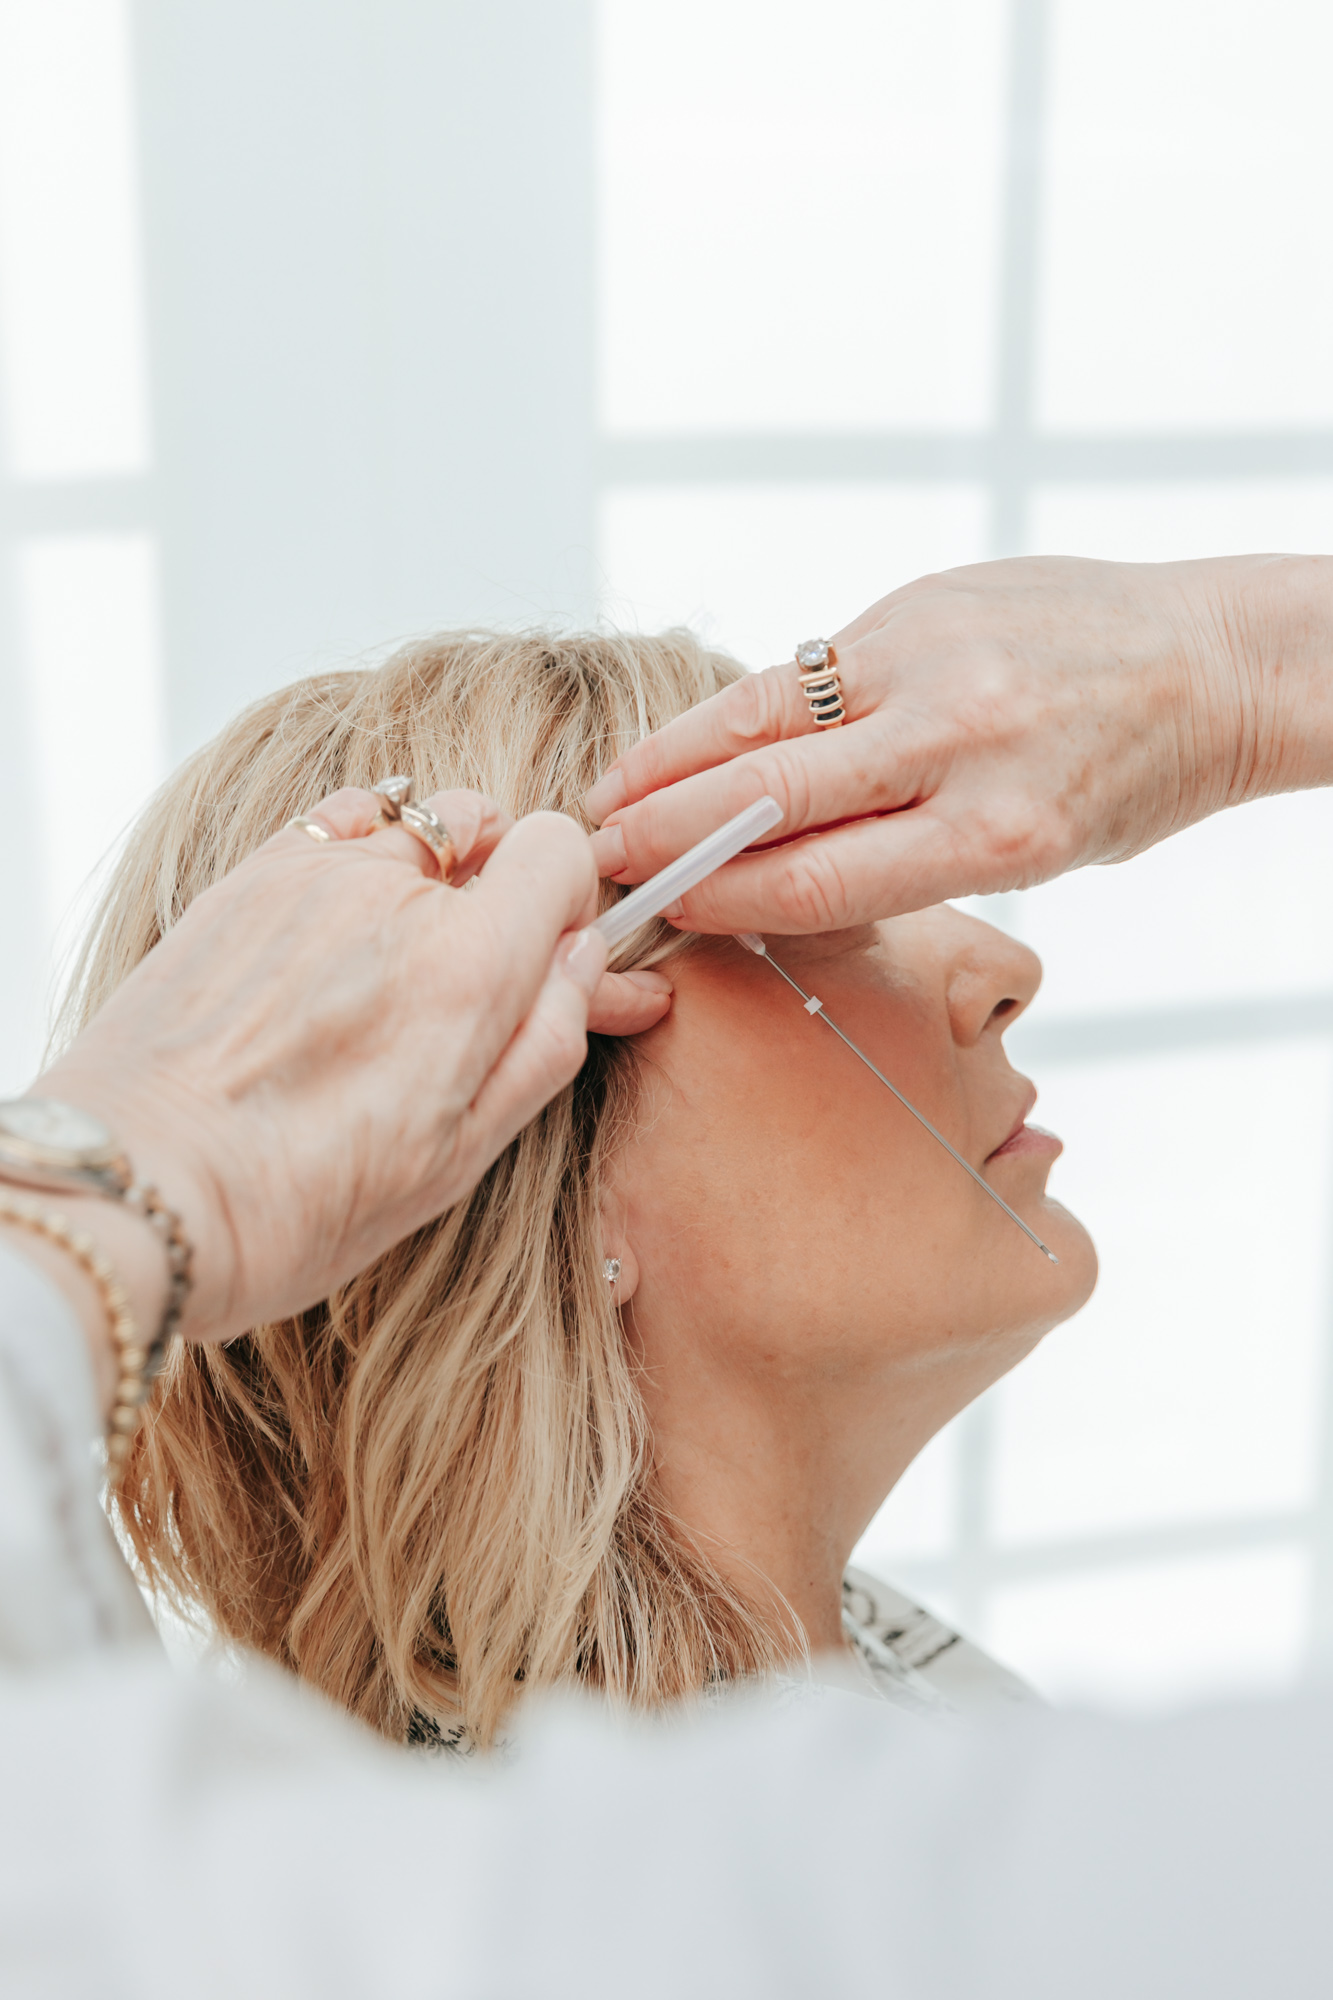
603, 1257, 622, 1286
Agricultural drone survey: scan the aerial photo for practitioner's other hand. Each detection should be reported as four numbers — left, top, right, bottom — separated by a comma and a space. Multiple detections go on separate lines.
32, 790, 664, 1347
584, 554, 1333, 932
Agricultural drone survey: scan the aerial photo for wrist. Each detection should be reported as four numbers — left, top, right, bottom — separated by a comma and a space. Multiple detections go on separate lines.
1211, 553, 1333, 805
0, 1195, 169, 1420
28, 1054, 235, 1341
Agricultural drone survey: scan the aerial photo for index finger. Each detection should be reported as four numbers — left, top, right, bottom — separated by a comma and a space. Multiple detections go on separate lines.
586, 712, 934, 891
582, 662, 814, 823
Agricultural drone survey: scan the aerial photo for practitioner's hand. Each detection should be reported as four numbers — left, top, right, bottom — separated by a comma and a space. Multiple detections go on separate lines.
30, 790, 666, 1354
584, 554, 1333, 932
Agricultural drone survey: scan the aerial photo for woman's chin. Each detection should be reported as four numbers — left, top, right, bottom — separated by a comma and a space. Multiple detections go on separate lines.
1039, 1198, 1099, 1314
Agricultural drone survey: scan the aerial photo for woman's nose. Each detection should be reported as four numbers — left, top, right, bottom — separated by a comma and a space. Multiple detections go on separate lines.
943, 915, 1043, 1047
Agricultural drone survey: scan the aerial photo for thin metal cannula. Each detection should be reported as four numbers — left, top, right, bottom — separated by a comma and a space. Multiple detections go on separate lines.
734, 934, 1059, 1264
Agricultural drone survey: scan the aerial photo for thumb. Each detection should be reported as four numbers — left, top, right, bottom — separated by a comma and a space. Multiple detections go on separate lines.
455, 927, 608, 1165
587, 968, 673, 1036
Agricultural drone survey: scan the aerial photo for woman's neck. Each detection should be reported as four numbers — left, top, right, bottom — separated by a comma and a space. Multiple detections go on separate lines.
638, 1335, 982, 1657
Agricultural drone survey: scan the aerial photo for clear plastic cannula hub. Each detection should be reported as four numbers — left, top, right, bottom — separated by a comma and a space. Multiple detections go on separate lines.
592, 796, 783, 949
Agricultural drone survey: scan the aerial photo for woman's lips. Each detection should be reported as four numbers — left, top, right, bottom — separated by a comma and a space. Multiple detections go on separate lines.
987, 1121, 1062, 1162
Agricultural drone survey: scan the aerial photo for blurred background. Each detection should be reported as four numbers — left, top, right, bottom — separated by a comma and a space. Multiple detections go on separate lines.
3, 0, 1333, 1712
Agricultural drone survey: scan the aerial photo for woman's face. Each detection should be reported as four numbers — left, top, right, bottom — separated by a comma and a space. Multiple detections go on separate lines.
611, 907, 1097, 1416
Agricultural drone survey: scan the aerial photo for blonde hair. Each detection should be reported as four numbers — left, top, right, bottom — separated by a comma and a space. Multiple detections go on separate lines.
64, 629, 792, 1744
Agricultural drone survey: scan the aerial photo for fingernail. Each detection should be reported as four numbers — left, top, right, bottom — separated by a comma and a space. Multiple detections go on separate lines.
662, 901, 684, 924
621, 969, 673, 994
584, 769, 628, 824
556, 927, 607, 999
590, 824, 628, 877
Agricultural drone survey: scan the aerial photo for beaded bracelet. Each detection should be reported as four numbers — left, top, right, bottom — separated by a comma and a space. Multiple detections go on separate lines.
0, 1189, 158, 1470
119, 1177, 193, 1367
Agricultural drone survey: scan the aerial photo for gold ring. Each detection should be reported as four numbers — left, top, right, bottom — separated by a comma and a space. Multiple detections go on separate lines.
795, 638, 845, 728
286, 815, 335, 843
371, 776, 456, 882
372, 774, 414, 823
400, 802, 458, 883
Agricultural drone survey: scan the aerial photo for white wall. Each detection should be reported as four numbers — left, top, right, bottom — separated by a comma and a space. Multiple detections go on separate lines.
134, 0, 598, 754
0, 0, 596, 1089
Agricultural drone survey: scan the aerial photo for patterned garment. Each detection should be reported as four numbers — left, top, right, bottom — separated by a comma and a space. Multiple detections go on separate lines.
839, 1566, 1038, 1717
408, 1568, 1036, 1751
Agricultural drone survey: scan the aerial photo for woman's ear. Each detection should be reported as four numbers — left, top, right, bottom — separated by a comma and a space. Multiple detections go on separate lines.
601, 1236, 640, 1308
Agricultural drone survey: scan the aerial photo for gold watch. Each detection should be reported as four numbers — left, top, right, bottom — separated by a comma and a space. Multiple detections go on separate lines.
0, 1098, 132, 1198
0, 1098, 193, 1379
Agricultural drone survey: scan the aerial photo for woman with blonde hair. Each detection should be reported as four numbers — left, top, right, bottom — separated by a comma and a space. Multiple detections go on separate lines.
66, 626, 1096, 1747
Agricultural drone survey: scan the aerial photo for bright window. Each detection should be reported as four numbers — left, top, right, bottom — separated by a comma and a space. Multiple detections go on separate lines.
596, 0, 1333, 1712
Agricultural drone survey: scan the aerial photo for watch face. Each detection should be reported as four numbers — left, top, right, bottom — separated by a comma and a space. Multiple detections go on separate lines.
0, 1098, 115, 1163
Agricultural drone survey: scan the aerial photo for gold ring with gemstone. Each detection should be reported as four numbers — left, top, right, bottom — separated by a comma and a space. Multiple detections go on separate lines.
286, 815, 335, 843
371, 776, 456, 882
372, 774, 415, 824
795, 638, 845, 729
400, 801, 457, 883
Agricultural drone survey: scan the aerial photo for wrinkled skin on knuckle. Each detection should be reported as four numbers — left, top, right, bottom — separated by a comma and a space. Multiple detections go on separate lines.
619, 706, 707, 800
768, 839, 856, 932
755, 740, 815, 829
753, 665, 798, 738
616, 721, 676, 799
725, 667, 791, 751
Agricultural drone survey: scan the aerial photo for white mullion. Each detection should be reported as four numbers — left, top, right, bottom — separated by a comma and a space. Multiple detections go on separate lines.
951, 1397, 998, 1638
598, 429, 1333, 489
988, 0, 1049, 559
1301, 1054, 1333, 1674
950, 0, 1053, 1650
0, 527, 47, 1095
895, 1510, 1311, 1602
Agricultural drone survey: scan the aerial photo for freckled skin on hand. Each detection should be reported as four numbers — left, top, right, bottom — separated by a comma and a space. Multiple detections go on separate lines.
590, 554, 1333, 933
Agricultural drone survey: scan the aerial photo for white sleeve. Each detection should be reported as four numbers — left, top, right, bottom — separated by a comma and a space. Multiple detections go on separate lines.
1, 1245, 1332, 2000
0, 1239, 154, 1665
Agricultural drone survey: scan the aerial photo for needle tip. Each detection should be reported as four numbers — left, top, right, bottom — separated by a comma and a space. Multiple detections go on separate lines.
1044, 1249, 1059, 1264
